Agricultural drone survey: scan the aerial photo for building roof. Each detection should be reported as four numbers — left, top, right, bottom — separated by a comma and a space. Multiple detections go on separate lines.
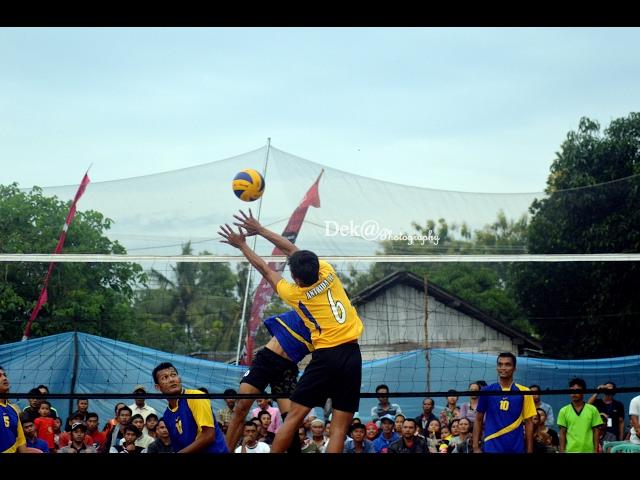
351, 270, 542, 352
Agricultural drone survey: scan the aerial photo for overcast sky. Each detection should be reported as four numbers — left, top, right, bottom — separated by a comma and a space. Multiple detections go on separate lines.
1, 27, 638, 193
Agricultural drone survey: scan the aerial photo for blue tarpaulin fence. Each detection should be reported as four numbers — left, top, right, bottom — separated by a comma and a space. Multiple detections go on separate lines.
1, 332, 639, 427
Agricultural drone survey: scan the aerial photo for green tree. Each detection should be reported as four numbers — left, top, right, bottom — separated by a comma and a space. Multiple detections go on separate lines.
344, 213, 532, 333
513, 114, 640, 358
136, 242, 242, 355
0, 184, 146, 343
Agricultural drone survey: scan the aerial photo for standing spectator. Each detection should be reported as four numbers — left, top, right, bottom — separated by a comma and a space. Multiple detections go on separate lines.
217, 388, 237, 434
34, 401, 56, 451
530, 384, 556, 427
145, 418, 174, 453
128, 385, 158, 422
58, 422, 98, 453
234, 421, 271, 453
587, 381, 625, 440
473, 352, 536, 454
65, 398, 90, 431
343, 422, 376, 453
36, 385, 58, 419
21, 388, 43, 423
102, 405, 133, 453
102, 402, 126, 434
557, 378, 603, 453
439, 390, 460, 427
415, 398, 438, 434
152, 362, 228, 453
20, 415, 49, 453
372, 414, 400, 453
459, 382, 480, 428
370, 384, 403, 423
387, 418, 429, 454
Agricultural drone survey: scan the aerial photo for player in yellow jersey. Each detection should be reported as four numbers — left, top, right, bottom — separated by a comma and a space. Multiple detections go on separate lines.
219, 209, 364, 453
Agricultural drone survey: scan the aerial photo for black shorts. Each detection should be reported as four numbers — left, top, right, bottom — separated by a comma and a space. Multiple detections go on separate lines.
240, 347, 299, 396
290, 342, 361, 413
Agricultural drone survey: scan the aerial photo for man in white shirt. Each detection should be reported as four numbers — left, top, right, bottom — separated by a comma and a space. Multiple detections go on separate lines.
128, 385, 158, 422
234, 421, 270, 453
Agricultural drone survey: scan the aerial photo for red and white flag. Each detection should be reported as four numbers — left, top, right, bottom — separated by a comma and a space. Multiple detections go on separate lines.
240, 170, 323, 365
22, 172, 91, 340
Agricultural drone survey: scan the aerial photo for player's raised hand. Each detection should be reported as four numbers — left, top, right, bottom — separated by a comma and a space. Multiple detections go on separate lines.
233, 208, 262, 236
218, 224, 247, 249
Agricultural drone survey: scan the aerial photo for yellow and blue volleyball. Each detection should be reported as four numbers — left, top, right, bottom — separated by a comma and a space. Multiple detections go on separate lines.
232, 169, 265, 202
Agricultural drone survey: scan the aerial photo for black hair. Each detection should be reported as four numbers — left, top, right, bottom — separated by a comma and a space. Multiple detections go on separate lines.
497, 352, 517, 367
152, 362, 177, 384
86, 412, 99, 420
258, 409, 271, 419
569, 377, 587, 389
117, 405, 133, 416
403, 418, 417, 428
350, 422, 366, 433
37, 384, 49, 393
375, 384, 389, 393
20, 413, 33, 425
223, 388, 238, 396
605, 381, 617, 389
197, 387, 209, 394
124, 424, 141, 438
146, 413, 159, 421
28, 387, 41, 397
476, 380, 488, 388
288, 250, 320, 287
39, 400, 51, 408
244, 420, 258, 428
529, 384, 541, 390
130, 413, 144, 422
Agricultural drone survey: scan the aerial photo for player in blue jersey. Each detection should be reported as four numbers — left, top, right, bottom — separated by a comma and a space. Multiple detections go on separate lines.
152, 362, 228, 453
472, 352, 536, 453
225, 309, 313, 453
1, 366, 38, 453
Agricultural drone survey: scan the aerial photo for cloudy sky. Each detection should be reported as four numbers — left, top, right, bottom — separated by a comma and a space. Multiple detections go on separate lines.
1, 27, 638, 193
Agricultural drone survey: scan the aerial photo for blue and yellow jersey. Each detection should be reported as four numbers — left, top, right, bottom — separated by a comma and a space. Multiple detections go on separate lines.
276, 260, 363, 349
476, 382, 536, 453
1, 401, 25, 453
163, 389, 228, 453
264, 310, 313, 363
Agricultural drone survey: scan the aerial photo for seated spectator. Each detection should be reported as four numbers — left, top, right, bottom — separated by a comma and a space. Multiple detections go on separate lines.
145, 418, 174, 453
343, 423, 375, 453
20, 414, 49, 453
387, 418, 428, 454
58, 422, 98, 453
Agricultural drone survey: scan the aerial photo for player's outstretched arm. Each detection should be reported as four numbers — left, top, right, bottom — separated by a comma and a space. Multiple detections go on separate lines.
233, 209, 299, 256
219, 223, 282, 291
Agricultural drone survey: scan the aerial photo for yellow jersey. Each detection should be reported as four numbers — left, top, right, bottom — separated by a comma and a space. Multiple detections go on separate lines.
276, 260, 363, 349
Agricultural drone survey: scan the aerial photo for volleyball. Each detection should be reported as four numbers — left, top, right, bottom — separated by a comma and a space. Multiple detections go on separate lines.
232, 169, 265, 202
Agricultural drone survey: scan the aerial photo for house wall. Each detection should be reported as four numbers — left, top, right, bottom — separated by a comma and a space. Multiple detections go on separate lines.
356, 283, 518, 360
